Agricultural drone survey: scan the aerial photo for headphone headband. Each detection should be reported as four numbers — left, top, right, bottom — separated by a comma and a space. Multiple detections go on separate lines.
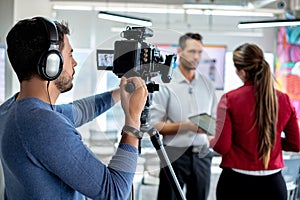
32, 17, 59, 45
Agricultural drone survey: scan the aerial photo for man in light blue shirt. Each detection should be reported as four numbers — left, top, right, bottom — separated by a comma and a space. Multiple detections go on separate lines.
151, 33, 217, 200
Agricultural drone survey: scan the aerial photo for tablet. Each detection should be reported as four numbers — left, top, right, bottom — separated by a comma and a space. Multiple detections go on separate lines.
188, 113, 216, 136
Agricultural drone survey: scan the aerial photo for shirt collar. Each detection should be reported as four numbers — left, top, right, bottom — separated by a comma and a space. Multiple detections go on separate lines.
173, 67, 198, 84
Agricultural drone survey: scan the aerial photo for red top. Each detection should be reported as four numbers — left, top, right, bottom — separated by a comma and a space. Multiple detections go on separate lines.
211, 81, 300, 170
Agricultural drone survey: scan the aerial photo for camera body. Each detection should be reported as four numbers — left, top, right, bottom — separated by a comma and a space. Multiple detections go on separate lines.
97, 26, 176, 130
97, 26, 176, 84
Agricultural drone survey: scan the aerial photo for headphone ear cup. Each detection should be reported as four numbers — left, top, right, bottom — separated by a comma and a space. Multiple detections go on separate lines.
38, 49, 63, 81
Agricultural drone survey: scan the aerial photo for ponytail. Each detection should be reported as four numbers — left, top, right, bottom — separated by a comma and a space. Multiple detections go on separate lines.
233, 43, 278, 169
254, 60, 278, 169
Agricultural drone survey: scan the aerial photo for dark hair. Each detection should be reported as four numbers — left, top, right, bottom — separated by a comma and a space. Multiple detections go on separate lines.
233, 43, 278, 169
6, 17, 70, 82
178, 32, 203, 49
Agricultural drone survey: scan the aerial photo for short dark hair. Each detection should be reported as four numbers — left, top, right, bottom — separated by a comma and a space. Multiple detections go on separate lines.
6, 17, 70, 82
178, 33, 203, 49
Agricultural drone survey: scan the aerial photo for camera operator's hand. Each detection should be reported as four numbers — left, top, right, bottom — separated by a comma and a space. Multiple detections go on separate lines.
120, 77, 148, 130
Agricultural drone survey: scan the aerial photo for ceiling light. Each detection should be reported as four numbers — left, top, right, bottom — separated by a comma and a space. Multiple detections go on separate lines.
205, 10, 274, 17
183, 3, 244, 10
95, 6, 184, 14
183, 2, 278, 17
238, 19, 300, 29
52, 5, 93, 11
97, 11, 152, 27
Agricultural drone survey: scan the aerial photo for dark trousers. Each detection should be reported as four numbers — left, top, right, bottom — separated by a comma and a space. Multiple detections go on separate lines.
157, 146, 213, 200
216, 168, 287, 200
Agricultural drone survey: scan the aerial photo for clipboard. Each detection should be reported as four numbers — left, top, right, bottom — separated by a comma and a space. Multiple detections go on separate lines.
188, 113, 216, 136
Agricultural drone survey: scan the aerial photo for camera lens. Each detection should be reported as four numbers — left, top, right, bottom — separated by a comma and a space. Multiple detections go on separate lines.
277, 1, 285, 9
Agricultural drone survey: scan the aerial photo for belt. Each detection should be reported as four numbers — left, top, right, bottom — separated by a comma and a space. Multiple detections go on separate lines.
188, 145, 206, 153
165, 145, 208, 154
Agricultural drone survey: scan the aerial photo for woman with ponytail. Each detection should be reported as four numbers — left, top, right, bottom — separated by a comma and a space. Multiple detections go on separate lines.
209, 43, 300, 200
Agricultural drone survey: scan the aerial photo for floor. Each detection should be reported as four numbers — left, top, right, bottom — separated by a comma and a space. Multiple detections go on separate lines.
133, 154, 300, 200
133, 173, 220, 200
132, 156, 222, 200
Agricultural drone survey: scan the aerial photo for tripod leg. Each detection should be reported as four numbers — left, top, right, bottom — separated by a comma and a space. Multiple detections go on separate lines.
147, 128, 187, 200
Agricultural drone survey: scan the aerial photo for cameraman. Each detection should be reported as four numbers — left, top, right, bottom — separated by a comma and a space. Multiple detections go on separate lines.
0, 17, 148, 199
150, 33, 217, 200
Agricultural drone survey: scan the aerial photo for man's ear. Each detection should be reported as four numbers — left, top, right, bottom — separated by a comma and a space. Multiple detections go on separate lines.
177, 47, 182, 56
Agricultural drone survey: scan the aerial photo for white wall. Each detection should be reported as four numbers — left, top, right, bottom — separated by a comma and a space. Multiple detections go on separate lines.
1, 0, 279, 98
4, 0, 54, 98
52, 8, 278, 100
54, 9, 277, 52
0, 0, 279, 134
0, 2, 281, 199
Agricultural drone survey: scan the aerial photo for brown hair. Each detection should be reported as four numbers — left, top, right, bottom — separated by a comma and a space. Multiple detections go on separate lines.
6, 18, 70, 82
233, 43, 278, 169
178, 32, 203, 49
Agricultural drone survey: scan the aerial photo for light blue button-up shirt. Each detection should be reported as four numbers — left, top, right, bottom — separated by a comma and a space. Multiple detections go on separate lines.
150, 67, 217, 147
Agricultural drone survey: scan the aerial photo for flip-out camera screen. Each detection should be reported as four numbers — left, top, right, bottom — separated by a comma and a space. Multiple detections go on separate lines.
97, 49, 114, 70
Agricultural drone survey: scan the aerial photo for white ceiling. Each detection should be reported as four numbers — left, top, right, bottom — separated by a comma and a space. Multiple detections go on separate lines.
50, 0, 300, 18
50, 0, 290, 9
51, 0, 278, 6
50, 0, 300, 51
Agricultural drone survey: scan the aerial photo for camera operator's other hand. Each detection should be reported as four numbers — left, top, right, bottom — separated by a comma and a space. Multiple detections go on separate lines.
120, 77, 148, 129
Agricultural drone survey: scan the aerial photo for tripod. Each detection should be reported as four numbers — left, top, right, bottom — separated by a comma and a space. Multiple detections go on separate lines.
146, 127, 186, 200
137, 89, 186, 200
125, 76, 185, 200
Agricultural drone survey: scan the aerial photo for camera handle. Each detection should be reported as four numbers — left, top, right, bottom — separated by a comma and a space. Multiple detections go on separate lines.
125, 82, 136, 93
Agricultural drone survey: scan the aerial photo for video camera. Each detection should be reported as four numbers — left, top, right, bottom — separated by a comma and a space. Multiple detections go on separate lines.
97, 26, 176, 131
96, 26, 177, 91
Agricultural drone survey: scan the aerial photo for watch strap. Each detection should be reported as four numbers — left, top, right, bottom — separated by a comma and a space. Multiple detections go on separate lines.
122, 125, 143, 139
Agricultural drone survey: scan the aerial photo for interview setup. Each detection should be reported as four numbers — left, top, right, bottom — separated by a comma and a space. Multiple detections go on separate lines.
1, 0, 300, 200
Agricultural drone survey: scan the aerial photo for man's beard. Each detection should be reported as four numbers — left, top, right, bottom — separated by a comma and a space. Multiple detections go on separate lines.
181, 58, 197, 71
54, 71, 73, 93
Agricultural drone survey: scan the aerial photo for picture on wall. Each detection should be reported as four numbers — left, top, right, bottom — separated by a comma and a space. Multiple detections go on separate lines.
276, 26, 300, 121
156, 44, 226, 90
199, 45, 226, 90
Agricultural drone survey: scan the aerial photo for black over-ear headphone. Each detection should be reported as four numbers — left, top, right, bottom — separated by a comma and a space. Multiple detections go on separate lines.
34, 17, 63, 81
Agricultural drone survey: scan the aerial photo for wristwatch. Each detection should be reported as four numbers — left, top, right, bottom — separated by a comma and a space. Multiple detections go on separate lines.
122, 125, 143, 139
